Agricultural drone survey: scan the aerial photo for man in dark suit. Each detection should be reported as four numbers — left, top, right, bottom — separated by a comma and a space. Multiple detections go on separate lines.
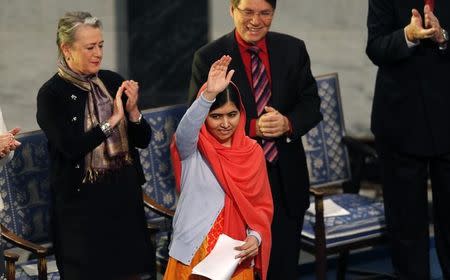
188, 0, 322, 278
366, 0, 450, 279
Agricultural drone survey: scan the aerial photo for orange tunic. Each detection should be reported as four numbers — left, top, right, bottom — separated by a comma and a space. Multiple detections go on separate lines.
163, 211, 254, 280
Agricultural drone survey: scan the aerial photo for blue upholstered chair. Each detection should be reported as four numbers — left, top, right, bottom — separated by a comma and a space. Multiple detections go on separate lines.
0, 130, 57, 280
301, 73, 390, 280
140, 104, 186, 274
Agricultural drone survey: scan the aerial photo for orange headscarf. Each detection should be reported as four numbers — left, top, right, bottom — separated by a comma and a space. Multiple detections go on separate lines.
170, 83, 273, 280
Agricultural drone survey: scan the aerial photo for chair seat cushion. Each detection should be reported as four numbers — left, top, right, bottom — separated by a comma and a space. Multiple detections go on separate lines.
15, 257, 59, 280
301, 193, 386, 248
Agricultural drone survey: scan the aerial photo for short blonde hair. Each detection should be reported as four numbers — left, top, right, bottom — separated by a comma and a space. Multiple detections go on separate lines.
56, 11, 102, 58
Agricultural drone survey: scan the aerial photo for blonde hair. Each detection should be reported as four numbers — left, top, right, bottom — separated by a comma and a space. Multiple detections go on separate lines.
56, 11, 102, 58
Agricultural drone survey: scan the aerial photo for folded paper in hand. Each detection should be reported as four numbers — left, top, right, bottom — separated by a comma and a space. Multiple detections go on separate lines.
192, 234, 245, 280
307, 198, 350, 217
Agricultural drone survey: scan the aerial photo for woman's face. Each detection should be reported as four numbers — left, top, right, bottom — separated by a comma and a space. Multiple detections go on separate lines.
63, 25, 103, 75
206, 101, 240, 147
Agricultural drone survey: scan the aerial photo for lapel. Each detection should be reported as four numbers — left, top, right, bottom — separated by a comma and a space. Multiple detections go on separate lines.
266, 33, 282, 108
224, 32, 258, 117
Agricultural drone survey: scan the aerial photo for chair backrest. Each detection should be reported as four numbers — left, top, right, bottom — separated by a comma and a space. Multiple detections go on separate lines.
140, 104, 187, 222
302, 73, 352, 187
0, 130, 52, 246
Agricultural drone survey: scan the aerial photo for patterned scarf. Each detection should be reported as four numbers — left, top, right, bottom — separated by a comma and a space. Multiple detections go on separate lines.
57, 58, 131, 182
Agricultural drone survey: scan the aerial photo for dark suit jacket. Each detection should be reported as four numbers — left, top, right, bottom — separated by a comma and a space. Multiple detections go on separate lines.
188, 31, 322, 216
36, 70, 152, 201
366, 0, 450, 156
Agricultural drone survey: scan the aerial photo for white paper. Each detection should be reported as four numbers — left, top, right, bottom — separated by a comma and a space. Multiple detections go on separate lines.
307, 198, 350, 217
21, 260, 59, 276
192, 234, 245, 280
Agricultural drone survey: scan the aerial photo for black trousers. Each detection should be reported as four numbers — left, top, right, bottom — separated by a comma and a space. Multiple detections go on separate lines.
376, 140, 450, 280
266, 163, 303, 280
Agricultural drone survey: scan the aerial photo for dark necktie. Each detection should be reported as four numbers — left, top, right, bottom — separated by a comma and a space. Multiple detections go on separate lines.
248, 46, 278, 163
425, 0, 434, 11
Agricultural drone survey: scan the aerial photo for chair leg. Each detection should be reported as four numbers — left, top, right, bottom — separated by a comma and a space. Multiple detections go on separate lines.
315, 247, 327, 280
5, 261, 15, 280
4, 252, 18, 280
37, 257, 47, 280
337, 251, 349, 280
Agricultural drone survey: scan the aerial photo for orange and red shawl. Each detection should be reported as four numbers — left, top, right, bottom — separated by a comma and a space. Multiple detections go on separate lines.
170, 83, 273, 280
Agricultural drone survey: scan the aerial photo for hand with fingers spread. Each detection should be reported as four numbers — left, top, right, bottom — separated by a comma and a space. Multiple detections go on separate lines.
405, 7, 438, 42
235, 235, 259, 264
256, 106, 290, 138
203, 55, 235, 101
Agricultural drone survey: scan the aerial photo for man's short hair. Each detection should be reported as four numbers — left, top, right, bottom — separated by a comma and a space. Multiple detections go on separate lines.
231, 0, 277, 10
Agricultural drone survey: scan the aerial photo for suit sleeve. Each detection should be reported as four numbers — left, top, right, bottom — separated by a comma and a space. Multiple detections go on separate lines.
365, 0, 415, 66
188, 50, 210, 104
287, 42, 322, 140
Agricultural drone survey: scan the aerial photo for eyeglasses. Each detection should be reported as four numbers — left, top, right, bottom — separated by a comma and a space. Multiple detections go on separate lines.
234, 7, 274, 20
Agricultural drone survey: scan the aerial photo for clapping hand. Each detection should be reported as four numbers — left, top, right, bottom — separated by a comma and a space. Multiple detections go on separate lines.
424, 4, 446, 43
122, 80, 141, 122
0, 127, 21, 158
108, 85, 125, 128
203, 55, 235, 101
405, 5, 439, 42
257, 106, 290, 138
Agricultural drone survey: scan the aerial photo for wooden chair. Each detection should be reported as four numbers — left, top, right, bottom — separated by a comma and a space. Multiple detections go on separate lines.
300, 73, 393, 280
0, 130, 56, 280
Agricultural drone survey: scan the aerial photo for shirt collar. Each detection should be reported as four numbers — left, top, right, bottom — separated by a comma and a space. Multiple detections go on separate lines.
234, 29, 268, 55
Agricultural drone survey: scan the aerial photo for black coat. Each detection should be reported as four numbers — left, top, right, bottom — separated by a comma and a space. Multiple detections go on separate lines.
37, 70, 151, 200
366, 0, 450, 155
188, 31, 323, 216
36, 70, 153, 278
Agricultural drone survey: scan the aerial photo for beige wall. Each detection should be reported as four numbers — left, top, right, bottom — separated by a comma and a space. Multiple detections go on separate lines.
0, 0, 120, 131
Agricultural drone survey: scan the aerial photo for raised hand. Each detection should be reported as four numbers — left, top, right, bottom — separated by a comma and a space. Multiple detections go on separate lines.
203, 55, 235, 101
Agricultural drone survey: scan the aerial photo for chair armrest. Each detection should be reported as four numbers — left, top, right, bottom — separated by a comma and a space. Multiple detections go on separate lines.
1, 225, 49, 280
0, 225, 48, 257
342, 136, 377, 159
143, 194, 175, 219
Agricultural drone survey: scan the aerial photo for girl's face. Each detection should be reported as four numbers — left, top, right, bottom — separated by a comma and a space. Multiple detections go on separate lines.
206, 101, 240, 147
